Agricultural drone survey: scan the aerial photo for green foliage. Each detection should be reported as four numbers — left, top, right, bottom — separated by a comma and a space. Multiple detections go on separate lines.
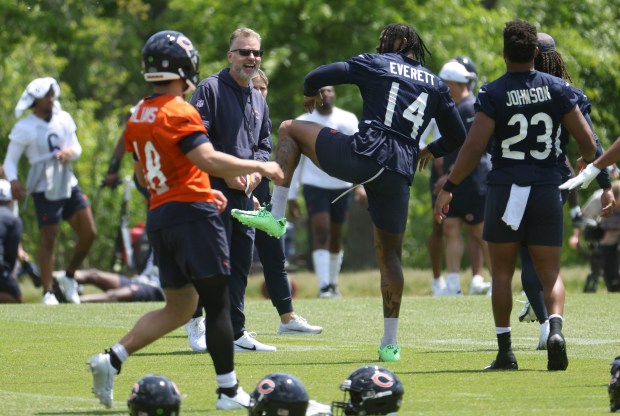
0, 0, 618, 270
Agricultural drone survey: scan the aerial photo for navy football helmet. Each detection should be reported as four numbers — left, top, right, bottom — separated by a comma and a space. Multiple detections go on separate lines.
248, 373, 309, 416
127, 374, 181, 416
609, 356, 620, 412
453, 55, 478, 91
332, 366, 404, 415
142, 30, 200, 91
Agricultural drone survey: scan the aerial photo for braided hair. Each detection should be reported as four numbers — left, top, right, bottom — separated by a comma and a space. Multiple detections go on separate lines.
376, 23, 431, 65
503, 19, 538, 63
534, 48, 572, 83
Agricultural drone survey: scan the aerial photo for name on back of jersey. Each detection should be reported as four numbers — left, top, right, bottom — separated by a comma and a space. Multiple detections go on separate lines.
389, 62, 436, 85
506, 86, 551, 107
130, 106, 158, 124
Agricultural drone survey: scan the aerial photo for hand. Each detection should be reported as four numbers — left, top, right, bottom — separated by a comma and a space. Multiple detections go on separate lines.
559, 163, 601, 190
433, 174, 448, 196
303, 94, 322, 113
568, 229, 580, 250
354, 186, 367, 206
433, 190, 452, 224
56, 148, 73, 164
600, 187, 616, 217
574, 156, 587, 173
224, 175, 247, 191
246, 172, 262, 195
417, 147, 433, 171
252, 196, 260, 210
258, 161, 284, 184
211, 189, 228, 213
10, 180, 24, 201
287, 199, 301, 220
101, 173, 121, 189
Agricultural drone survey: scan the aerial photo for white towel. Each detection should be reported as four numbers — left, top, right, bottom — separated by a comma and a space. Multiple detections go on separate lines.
501, 184, 531, 230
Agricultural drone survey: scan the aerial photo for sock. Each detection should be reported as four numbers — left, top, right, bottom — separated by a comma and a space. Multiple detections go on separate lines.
109, 343, 128, 372
496, 331, 512, 353
381, 318, 399, 348
312, 249, 330, 289
271, 186, 289, 219
447, 272, 461, 292
548, 314, 563, 335
329, 251, 344, 286
216, 371, 238, 389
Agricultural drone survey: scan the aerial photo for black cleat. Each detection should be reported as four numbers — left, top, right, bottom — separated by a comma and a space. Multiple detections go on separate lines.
485, 350, 518, 370
547, 333, 568, 371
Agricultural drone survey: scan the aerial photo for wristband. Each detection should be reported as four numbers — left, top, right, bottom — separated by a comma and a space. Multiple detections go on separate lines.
442, 180, 457, 192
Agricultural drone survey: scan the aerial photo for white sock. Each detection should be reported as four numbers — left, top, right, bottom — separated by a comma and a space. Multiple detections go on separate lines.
111, 343, 129, 362
548, 314, 563, 321
312, 249, 330, 289
216, 371, 237, 389
328, 251, 344, 286
381, 317, 399, 347
447, 273, 461, 291
271, 186, 289, 219
495, 326, 511, 334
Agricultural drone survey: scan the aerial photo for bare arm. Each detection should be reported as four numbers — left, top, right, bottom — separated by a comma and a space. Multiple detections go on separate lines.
562, 105, 596, 162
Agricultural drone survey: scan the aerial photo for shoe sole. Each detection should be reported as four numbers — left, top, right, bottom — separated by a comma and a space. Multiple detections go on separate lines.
277, 328, 323, 335
547, 334, 568, 371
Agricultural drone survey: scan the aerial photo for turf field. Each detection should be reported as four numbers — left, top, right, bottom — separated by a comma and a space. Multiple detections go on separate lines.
1, 267, 618, 415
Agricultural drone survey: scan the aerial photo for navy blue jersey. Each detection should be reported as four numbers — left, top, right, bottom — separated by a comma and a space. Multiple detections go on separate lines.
477, 70, 579, 185
444, 93, 491, 197
304, 53, 466, 182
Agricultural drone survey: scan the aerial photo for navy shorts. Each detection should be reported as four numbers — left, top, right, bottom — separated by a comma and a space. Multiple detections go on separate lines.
148, 216, 230, 290
446, 192, 486, 225
0, 270, 21, 300
32, 185, 90, 227
483, 184, 563, 246
118, 275, 165, 302
302, 185, 351, 223
316, 128, 410, 233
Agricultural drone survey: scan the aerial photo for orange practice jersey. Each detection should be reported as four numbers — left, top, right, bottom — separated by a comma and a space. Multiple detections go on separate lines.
124, 94, 215, 210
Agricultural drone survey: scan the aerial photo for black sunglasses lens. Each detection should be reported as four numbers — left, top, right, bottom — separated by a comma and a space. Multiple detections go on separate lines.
238, 49, 263, 57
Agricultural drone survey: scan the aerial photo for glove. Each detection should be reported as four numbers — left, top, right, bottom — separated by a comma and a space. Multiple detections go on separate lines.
559, 163, 601, 190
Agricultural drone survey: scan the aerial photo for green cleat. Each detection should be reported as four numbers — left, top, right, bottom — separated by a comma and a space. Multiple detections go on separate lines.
378, 344, 400, 362
231, 206, 287, 238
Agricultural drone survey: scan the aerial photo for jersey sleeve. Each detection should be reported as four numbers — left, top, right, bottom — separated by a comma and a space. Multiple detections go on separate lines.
156, 100, 207, 145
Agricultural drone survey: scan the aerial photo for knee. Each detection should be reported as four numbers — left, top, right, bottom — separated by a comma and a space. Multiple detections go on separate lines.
278, 119, 294, 137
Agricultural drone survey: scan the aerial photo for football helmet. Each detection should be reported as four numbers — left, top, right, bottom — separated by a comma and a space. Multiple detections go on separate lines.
331, 366, 404, 415
127, 374, 181, 416
452, 55, 478, 91
248, 372, 309, 416
609, 356, 620, 412
142, 30, 200, 91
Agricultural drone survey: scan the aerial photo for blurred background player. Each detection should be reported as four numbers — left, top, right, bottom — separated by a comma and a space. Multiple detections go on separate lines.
288, 86, 360, 298
0, 179, 23, 303
432, 58, 492, 296
3, 77, 97, 305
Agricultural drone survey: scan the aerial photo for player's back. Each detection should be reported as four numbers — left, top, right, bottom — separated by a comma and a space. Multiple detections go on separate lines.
124, 94, 214, 210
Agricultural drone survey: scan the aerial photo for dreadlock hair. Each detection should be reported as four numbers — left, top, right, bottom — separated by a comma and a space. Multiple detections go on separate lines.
534, 51, 572, 83
503, 19, 538, 63
377, 23, 431, 65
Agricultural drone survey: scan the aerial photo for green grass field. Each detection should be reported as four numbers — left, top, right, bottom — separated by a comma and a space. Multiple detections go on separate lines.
2, 267, 619, 415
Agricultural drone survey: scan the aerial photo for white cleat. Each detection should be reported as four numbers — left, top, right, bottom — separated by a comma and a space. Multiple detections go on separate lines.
88, 353, 118, 408
184, 317, 207, 352
432, 276, 450, 296
234, 331, 276, 352
518, 299, 538, 323
537, 320, 550, 350
469, 274, 491, 295
278, 315, 323, 335
56, 273, 81, 304
42, 291, 59, 305
216, 386, 250, 409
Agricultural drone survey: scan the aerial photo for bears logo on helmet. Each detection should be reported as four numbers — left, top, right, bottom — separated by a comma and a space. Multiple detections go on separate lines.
331, 365, 404, 415
248, 373, 309, 416
142, 30, 200, 92
127, 374, 181, 416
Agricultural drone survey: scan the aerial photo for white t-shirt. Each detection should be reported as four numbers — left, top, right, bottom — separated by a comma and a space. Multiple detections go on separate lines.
4, 111, 81, 193
289, 107, 359, 198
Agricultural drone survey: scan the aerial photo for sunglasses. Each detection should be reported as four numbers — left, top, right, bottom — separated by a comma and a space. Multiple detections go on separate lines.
230, 48, 264, 57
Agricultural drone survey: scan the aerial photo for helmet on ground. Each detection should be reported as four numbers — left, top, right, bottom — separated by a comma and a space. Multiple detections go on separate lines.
142, 30, 200, 91
248, 373, 309, 416
609, 356, 620, 412
331, 365, 403, 415
452, 55, 478, 91
127, 374, 181, 416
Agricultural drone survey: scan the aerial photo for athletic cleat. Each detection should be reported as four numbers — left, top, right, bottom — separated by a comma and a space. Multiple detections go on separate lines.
216, 386, 250, 410
484, 350, 518, 370
432, 276, 450, 296
184, 316, 207, 352
231, 207, 287, 238
329, 284, 341, 298
88, 353, 118, 408
306, 399, 332, 416
518, 300, 537, 323
278, 315, 323, 335
547, 333, 569, 371
537, 320, 550, 350
378, 344, 400, 362
234, 331, 276, 352
469, 274, 491, 295
42, 291, 59, 305
56, 272, 81, 304
318, 285, 334, 298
